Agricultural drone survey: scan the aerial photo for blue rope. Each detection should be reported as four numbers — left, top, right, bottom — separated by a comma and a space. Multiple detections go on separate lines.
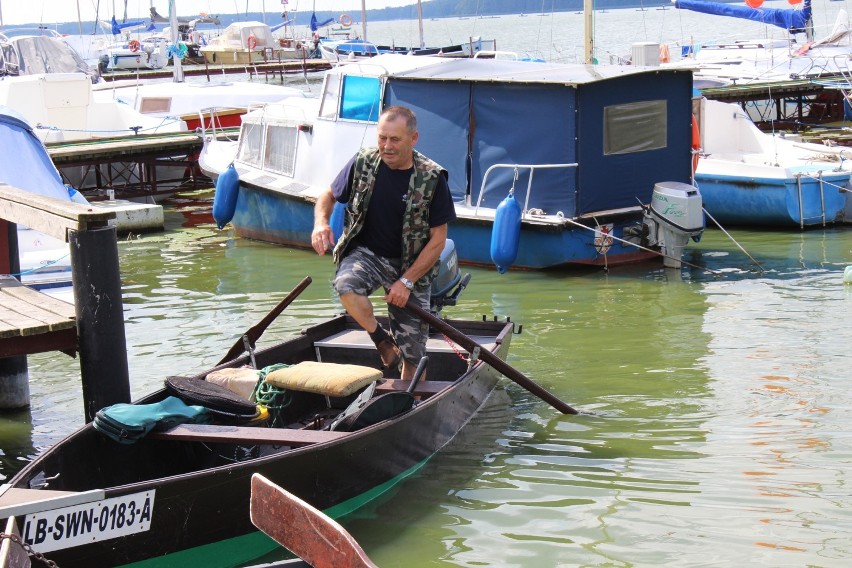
8, 254, 70, 277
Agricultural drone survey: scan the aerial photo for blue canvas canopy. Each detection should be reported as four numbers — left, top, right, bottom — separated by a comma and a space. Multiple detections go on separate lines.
674, 0, 812, 33
377, 59, 694, 218
0, 106, 70, 201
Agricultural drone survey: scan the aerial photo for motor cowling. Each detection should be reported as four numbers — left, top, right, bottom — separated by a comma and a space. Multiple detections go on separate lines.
644, 181, 705, 268
430, 239, 468, 312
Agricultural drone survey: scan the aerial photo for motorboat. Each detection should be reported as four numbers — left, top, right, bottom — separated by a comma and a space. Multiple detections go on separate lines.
201, 54, 705, 270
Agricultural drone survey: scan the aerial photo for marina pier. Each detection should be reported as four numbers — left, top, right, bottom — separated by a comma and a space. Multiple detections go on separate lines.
0, 184, 130, 416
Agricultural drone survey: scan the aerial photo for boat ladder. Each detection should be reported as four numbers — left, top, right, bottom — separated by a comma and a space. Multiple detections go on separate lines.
796, 171, 827, 229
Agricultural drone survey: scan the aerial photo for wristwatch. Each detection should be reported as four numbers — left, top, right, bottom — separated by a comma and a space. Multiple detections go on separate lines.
399, 277, 414, 290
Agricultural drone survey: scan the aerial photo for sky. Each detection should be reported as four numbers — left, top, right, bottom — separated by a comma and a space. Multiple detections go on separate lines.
0, 1, 414, 27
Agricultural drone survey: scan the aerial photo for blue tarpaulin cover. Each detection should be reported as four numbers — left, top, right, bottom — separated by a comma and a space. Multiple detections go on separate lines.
0, 106, 70, 201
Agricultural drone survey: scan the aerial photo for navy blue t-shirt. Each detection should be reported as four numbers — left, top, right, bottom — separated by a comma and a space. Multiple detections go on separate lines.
330, 155, 456, 258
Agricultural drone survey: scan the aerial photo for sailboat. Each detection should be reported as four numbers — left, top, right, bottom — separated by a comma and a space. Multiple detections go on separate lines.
316, 0, 496, 64
671, 0, 852, 83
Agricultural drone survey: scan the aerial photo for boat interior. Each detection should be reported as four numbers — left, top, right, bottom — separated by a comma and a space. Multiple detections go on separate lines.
11, 314, 510, 492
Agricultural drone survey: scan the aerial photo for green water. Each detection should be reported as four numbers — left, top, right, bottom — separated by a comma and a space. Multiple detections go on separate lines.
3, 189, 851, 566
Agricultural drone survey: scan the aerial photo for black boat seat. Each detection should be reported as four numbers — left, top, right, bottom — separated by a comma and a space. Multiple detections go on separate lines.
149, 424, 348, 446
264, 361, 382, 397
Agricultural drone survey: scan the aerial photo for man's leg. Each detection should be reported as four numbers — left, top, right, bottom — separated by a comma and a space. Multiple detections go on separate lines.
388, 286, 430, 381
338, 291, 379, 334
334, 248, 402, 370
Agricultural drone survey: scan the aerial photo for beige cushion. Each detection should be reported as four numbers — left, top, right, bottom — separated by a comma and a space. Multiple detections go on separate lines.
206, 367, 260, 401
264, 361, 381, 397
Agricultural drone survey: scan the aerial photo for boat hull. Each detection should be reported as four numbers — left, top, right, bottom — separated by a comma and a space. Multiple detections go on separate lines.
5, 315, 512, 567
231, 183, 656, 269
696, 172, 849, 227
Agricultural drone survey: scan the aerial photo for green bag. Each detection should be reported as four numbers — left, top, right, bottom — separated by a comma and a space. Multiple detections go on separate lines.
94, 396, 211, 444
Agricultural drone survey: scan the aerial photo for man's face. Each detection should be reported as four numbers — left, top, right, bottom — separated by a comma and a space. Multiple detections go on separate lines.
377, 115, 418, 170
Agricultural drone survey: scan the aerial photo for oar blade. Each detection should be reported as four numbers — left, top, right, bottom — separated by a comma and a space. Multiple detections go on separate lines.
250, 474, 378, 568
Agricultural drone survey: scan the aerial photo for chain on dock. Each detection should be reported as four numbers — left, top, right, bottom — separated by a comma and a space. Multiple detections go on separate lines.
0, 531, 59, 567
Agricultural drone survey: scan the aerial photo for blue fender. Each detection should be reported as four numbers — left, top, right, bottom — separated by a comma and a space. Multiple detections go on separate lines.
490, 193, 522, 274
212, 164, 239, 229
329, 200, 346, 241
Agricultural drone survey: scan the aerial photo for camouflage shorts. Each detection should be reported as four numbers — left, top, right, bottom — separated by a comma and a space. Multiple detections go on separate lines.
334, 246, 430, 365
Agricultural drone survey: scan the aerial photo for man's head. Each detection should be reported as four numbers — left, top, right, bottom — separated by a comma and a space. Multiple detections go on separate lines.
377, 106, 418, 170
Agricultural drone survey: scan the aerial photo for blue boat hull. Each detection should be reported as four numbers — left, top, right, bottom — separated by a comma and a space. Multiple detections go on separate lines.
231, 184, 656, 270
697, 172, 849, 227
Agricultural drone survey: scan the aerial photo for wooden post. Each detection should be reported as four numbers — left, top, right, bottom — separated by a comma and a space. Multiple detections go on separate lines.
69, 226, 130, 422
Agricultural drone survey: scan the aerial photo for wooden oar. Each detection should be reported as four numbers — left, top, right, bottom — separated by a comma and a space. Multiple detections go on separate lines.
404, 300, 579, 415
250, 473, 378, 568
218, 276, 312, 365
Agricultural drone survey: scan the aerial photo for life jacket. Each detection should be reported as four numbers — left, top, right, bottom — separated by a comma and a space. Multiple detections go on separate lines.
333, 147, 445, 286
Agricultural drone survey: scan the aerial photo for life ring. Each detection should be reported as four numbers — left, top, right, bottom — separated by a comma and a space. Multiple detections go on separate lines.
691, 114, 700, 175
339, 13, 352, 27
128, 39, 141, 53
246, 34, 257, 50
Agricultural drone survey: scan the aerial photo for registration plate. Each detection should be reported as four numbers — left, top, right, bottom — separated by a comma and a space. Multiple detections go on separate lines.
22, 490, 155, 553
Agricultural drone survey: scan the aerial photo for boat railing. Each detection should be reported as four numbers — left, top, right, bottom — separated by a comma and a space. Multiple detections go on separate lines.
197, 106, 234, 140
474, 163, 578, 218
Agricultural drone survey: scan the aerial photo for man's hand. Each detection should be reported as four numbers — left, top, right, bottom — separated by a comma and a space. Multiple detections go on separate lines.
311, 226, 334, 255
384, 280, 411, 307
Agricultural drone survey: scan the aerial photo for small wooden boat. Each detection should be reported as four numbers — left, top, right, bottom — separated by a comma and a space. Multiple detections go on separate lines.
0, 277, 517, 567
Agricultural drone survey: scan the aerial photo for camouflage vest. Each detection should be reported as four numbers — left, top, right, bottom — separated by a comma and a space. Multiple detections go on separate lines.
333, 147, 445, 286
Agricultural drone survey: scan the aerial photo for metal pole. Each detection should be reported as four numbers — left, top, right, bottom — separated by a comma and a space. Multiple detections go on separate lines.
69, 226, 130, 423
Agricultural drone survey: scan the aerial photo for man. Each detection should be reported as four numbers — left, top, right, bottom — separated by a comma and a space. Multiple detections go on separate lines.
311, 106, 456, 380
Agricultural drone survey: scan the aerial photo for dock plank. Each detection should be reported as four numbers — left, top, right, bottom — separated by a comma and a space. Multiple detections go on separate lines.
0, 277, 77, 355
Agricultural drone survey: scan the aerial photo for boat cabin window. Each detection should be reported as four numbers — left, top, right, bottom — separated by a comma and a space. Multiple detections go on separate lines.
319, 73, 341, 119
603, 100, 667, 155
320, 73, 380, 122
264, 124, 298, 176
237, 122, 264, 167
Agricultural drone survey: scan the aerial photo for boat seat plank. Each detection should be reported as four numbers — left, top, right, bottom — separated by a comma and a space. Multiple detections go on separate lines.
315, 329, 496, 354
375, 379, 453, 397
149, 424, 348, 446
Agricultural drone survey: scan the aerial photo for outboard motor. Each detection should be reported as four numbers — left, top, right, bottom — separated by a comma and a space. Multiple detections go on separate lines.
430, 239, 470, 312
643, 181, 705, 268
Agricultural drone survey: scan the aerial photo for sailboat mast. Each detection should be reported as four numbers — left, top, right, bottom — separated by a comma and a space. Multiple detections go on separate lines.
584, 0, 594, 64
417, 0, 424, 49
361, 0, 367, 41
169, 0, 184, 82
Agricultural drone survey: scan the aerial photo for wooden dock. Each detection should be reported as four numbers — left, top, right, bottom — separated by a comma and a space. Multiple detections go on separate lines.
1, 183, 130, 414
701, 76, 848, 133
101, 59, 331, 83
0, 277, 76, 359
46, 131, 209, 199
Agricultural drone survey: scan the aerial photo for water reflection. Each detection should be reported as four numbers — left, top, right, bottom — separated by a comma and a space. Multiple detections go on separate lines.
2, 191, 851, 567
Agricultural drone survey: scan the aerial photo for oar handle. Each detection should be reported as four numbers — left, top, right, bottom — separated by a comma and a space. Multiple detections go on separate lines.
218, 276, 313, 365
404, 301, 579, 415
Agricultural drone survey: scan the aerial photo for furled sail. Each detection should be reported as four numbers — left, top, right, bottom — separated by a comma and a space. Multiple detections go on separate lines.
673, 0, 812, 33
